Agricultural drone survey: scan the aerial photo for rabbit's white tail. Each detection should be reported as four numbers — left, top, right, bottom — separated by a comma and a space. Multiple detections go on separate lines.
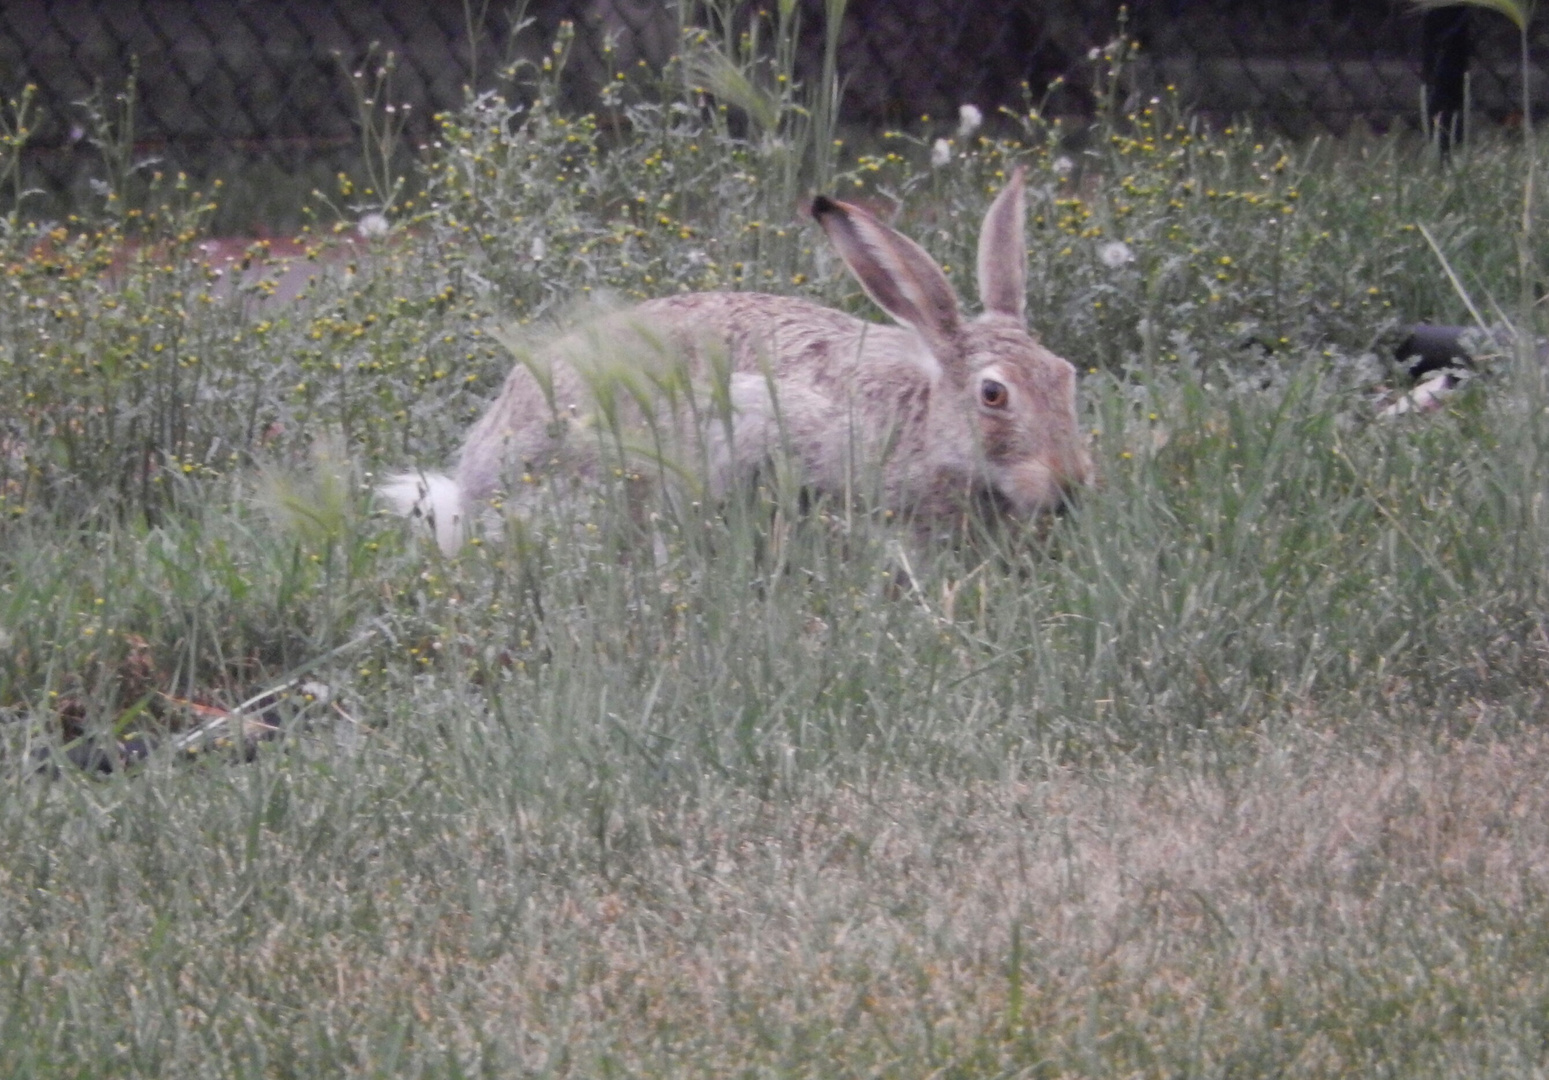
380, 471, 465, 554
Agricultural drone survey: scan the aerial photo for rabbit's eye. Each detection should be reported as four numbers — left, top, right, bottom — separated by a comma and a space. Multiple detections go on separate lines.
980, 379, 1009, 408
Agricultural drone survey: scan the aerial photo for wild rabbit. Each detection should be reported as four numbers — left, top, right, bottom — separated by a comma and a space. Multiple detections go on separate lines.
383, 166, 1092, 553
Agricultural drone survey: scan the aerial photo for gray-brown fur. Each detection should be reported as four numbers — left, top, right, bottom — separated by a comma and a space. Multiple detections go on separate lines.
383, 167, 1093, 552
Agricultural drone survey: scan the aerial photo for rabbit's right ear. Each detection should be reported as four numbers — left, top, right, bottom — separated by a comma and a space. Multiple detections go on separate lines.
811, 195, 963, 374
977, 165, 1028, 321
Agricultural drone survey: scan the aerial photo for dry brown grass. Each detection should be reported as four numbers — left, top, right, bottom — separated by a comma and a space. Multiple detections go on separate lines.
124, 724, 1545, 1075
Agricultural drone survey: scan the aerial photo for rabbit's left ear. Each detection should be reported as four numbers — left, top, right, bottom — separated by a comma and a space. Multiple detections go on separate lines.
977, 165, 1028, 321
811, 194, 962, 366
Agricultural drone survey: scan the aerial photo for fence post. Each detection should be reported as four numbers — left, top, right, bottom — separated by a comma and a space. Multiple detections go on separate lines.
1422, 5, 1472, 154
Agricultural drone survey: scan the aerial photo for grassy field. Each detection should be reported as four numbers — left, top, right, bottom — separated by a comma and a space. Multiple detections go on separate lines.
3, 28, 1549, 1077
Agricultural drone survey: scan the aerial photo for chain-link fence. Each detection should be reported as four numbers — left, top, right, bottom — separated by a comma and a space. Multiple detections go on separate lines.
2, 2, 1545, 225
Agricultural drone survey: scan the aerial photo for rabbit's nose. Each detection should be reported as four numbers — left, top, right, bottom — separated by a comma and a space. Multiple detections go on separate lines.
1056, 450, 1094, 493
1048, 452, 1094, 514
1051, 479, 1083, 516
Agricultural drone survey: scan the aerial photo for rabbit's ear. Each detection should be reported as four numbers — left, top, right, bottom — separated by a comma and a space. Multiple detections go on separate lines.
976, 165, 1028, 321
811, 194, 962, 367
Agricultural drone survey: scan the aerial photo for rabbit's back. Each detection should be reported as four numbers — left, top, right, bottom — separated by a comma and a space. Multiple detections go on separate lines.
456, 292, 928, 505
636, 292, 864, 372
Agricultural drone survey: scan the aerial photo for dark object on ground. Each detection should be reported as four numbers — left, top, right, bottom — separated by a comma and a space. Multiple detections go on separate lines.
29, 734, 153, 776
1394, 324, 1477, 381
1379, 323, 1489, 418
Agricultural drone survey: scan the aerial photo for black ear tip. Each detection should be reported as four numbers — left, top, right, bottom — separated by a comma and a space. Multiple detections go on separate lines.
810, 194, 840, 218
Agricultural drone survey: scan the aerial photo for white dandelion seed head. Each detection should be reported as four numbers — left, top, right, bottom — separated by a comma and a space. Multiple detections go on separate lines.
1099, 240, 1135, 268
299, 680, 332, 704
930, 138, 952, 168
957, 104, 983, 139
357, 211, 390, 239
1052, 155, 1074, 178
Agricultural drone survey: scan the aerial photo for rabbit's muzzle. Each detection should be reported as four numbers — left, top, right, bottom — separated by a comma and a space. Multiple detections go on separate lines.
991, 445, 1093, 518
